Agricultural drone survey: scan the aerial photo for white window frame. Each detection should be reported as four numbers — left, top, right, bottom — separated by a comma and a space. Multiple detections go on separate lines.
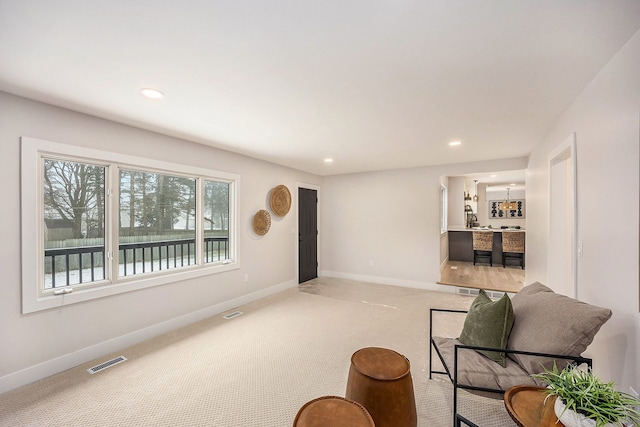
440, 184, 448, 234
21, 137, 240, 314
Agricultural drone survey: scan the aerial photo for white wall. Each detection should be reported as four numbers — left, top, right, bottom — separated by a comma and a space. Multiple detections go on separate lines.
474, 183, 488, 225
526, 30, 640, 390
320, 157, 527, 289
0, 92, 321, 392
439, 176, 449, 268
448, 176, 466, 228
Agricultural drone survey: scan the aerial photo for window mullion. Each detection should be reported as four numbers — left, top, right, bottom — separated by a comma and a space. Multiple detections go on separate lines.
195, 177, 204, 265
231, 180, 238, 262
107, 165, 118, 282
36, 154, 47, 297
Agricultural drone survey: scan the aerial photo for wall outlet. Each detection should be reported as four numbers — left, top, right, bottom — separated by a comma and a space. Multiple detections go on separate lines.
243, 274, 249, 283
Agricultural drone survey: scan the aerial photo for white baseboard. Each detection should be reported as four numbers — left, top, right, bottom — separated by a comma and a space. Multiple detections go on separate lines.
0, 279, 297, 394
320, 270, 443, 292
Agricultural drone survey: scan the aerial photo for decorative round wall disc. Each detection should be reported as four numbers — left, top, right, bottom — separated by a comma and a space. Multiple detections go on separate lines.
253, 209, 271, 235
270, 184, 291, 217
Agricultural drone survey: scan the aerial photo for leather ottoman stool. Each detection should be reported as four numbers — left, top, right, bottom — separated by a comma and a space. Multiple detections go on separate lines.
345, 347, 417, 427
293, 396, 375, 427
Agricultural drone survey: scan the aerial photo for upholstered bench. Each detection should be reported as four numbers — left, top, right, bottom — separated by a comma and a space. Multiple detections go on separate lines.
429, 282, 612, 427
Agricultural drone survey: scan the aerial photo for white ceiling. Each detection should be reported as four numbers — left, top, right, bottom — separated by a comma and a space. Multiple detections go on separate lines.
1, 1, 639, 176
463, 170, 526, 192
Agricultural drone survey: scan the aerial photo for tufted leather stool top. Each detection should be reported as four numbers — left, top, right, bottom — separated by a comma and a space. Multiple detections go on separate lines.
345, 347, 417, 427
293, 396, 375, 427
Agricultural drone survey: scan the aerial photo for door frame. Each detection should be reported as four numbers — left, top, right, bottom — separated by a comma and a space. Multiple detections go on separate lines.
547, 132, 578, 298
296, 182, 320, 282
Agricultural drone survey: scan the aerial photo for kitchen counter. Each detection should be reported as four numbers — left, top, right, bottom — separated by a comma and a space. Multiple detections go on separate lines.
447, 228, 525, 232
448, 229, 525, 265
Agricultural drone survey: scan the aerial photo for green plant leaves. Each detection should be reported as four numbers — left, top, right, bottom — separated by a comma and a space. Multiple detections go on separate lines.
532, 363, 640, 427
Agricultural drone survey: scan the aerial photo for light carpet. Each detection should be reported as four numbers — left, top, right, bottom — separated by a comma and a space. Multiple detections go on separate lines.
1, 278, 517, 426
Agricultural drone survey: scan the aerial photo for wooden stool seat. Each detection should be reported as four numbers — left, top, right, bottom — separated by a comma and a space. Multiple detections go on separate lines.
345, 347, 417, 427
473, 230, 494, 266
502, 231, 525, 268
293, 396, 375, 427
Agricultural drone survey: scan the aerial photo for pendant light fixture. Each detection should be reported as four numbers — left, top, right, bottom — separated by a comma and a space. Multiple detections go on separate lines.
473, 180, 479, 202
499, 187, 518, 211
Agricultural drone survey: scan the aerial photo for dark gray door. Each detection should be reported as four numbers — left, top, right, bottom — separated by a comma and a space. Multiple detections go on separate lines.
298, 188, 317, 283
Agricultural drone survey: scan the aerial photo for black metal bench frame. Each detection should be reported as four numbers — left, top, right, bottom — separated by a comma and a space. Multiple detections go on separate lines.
428, 308, 593, 427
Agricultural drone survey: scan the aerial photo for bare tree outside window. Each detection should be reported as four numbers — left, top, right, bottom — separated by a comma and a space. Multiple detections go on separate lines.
204, 180, 230, 263
119, 169, 197, 276
43, 159, 105, 288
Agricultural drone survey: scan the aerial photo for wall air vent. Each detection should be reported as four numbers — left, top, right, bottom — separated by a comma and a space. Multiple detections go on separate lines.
223, 311, 243, 320
87, 356, 127, 374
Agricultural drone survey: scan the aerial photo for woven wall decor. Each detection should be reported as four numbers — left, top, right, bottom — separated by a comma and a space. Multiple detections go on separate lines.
269, 184, 291, 217
253, 209, 271, 236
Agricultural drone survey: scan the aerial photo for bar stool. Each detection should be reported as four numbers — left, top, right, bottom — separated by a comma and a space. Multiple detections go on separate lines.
293, 396, 375, 427
345, 347, 417, 427
472, 230, 493, 266
502, 231, 525, 268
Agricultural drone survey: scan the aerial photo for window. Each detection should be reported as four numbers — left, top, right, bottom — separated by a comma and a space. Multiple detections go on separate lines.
22, 137, 239, 313
203, 180, 230, 263
44, 158, 107, 288
440, 184, 448, 234
118, 169, 197, 277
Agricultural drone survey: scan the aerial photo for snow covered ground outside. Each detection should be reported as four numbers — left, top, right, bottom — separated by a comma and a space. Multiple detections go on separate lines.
45, 253, 224, 289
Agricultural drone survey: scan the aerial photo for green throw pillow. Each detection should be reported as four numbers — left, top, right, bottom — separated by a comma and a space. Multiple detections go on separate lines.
458, 290, 514, 367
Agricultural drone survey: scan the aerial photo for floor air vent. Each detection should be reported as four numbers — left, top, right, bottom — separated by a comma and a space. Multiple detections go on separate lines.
457, 287, 506, 299
87, 356, 127, 374
223, 311, 243, 320
457, 287, 480, 296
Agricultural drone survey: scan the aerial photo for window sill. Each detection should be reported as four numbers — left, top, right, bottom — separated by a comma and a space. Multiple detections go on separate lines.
23, 262, 239, 314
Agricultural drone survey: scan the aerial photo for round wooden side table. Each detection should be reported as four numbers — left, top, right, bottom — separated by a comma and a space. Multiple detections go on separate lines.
504, 386, 565, 427
345, 347, 417, 427
293, 396, 375, 427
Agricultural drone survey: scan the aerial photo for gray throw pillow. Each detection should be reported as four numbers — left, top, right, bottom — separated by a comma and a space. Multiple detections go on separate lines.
507, 282, 612, 375
459, 290, 514, 367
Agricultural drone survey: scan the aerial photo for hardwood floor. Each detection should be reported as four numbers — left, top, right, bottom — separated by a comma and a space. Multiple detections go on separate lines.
438, 260, 524, 294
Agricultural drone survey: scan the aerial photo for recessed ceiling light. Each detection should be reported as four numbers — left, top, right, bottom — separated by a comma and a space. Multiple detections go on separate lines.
140, 88, 165, 99
449, 141, 461, 146
324, 158, 334, 163
490, 175, 497, 178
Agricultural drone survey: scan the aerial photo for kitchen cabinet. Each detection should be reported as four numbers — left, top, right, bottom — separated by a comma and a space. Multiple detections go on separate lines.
447, 229, 525, 267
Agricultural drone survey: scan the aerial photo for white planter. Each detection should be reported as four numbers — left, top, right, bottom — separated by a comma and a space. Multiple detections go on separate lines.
554, 398, 615, 427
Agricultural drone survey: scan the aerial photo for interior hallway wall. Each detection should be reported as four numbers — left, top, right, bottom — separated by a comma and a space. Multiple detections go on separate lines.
320, 157, 528, 289
526, 29, 640, 391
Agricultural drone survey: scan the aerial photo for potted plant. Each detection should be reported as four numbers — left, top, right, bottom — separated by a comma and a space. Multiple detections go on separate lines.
532, 364, 640, 427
